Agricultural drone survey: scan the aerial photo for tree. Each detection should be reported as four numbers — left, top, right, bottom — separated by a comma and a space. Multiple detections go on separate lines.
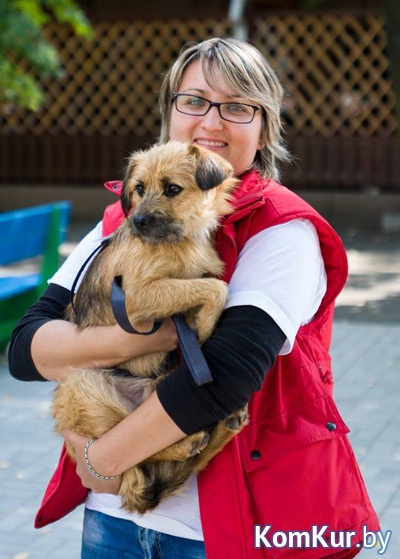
0, 0, 92, 112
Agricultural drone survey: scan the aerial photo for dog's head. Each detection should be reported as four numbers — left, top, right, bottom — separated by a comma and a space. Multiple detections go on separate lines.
121, 141, 237, 243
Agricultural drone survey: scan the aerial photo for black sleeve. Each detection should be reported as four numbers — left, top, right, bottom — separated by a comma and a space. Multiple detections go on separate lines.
8, 284, 71, 382
157, 305, 286, 435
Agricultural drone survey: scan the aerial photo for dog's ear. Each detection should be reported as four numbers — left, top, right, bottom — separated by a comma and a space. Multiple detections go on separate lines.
121, 151, 141, 217
189, 145, 233, 191
120, 181, 131, 217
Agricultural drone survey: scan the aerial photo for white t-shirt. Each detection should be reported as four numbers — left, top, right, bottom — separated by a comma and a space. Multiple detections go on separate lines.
50, 217, 327, 540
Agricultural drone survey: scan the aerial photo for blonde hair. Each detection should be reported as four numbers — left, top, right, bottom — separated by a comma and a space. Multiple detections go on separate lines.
158, 37, 290, 180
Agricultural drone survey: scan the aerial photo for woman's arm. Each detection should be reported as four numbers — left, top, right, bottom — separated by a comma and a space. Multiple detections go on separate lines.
8, 283, 178, 382
63, 390, 186, 492
32, 320, 178, 382
8, 221, 176, 381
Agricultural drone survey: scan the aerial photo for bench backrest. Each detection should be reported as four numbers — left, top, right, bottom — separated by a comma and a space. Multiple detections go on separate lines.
0, 202, 71, 266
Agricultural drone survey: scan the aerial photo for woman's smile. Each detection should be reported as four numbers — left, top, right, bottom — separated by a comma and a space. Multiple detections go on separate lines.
193, 137, 228, 151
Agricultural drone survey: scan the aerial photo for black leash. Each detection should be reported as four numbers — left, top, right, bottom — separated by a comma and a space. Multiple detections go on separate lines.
111, 277, 213, 386
70, 236, 112, 313
111, 276, 163, 336
170, 313, 213, 386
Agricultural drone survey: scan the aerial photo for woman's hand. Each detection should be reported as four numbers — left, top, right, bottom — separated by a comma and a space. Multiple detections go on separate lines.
143, 316, 179, 353
62, 429, 122, 494
62, 392, 186, 481
109, 316, 179, 361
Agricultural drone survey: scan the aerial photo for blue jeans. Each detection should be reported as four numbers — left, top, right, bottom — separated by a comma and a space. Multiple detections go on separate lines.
81, 508, 207, 559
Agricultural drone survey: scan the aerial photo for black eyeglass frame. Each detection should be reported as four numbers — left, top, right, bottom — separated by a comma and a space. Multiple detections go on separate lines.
172, 92, 261, 124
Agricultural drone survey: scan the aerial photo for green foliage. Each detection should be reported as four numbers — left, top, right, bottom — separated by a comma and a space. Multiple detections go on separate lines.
0, 0, 92, 112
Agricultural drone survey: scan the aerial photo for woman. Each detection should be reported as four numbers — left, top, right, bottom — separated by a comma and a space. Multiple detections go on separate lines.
9, 38, 379, 559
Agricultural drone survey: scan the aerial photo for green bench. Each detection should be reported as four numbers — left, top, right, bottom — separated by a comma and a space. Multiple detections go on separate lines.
0, 202, 71, 352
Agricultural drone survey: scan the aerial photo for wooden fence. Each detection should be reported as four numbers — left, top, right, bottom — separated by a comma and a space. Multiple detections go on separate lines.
0, 13, 398, 190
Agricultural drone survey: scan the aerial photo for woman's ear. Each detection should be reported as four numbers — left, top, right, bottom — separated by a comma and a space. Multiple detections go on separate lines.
257, 132, 265, 152
189, 144, 233, 190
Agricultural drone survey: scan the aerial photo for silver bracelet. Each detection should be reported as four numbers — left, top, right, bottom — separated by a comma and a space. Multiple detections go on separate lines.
83, 437, 121, 481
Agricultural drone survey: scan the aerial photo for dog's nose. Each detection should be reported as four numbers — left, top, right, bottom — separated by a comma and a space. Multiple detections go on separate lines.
133, 215, 153, 231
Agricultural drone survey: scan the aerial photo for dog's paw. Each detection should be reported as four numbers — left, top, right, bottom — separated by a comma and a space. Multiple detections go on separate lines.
189, 432, 210, 456
224, 408, 248, 432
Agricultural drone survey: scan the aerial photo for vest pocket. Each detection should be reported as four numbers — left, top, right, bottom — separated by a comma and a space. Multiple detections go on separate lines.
239, 395, 349, 473
237, 396, 370, 557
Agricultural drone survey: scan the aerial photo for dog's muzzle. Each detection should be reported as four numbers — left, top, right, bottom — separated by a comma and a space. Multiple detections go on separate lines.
131, 213, 182, 242
133, 214, 155, 232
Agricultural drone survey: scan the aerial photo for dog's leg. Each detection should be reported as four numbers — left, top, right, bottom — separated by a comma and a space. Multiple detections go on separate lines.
192, 407, 249, 472
126, 277, 228, 339
148, 431, 210, 462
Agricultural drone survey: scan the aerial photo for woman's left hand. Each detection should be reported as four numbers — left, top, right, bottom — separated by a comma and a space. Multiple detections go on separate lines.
62, 429, 122, 494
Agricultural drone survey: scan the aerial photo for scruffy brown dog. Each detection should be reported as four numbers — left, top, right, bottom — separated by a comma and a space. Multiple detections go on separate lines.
53, 141, 248, 514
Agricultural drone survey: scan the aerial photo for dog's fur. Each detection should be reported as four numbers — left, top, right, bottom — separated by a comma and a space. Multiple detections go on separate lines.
52, 142, 248, 514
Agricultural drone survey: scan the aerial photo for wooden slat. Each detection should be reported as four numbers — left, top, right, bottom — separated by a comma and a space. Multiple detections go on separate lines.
282, 135, 400, 190
0, 134, 398, 189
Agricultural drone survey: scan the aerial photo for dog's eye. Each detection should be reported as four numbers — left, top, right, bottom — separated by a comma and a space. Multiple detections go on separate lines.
135, 184, 145, 197
165, 184, 183, 197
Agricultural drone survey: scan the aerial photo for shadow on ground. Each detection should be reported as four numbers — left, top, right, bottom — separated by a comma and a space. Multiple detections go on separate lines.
334, 227, 400, 323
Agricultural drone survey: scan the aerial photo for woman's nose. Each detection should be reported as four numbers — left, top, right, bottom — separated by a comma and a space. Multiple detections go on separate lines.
200, 106, 224, 130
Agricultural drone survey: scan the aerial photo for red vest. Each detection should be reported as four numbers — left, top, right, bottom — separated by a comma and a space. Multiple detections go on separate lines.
35, 170, 379, 559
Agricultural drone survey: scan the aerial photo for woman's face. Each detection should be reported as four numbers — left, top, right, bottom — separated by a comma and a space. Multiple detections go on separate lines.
168, 60, 263, 177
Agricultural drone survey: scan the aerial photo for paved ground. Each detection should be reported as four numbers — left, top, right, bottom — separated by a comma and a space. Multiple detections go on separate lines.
335, 227, 400, 324
0, 224, 399, 559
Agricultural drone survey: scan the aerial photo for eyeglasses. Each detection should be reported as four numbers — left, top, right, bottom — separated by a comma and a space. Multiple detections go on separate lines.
172, 92, 261, 124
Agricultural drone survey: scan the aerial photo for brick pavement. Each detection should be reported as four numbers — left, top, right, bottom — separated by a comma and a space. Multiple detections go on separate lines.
331, 323, 400, 558
0, 226, 399, 559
